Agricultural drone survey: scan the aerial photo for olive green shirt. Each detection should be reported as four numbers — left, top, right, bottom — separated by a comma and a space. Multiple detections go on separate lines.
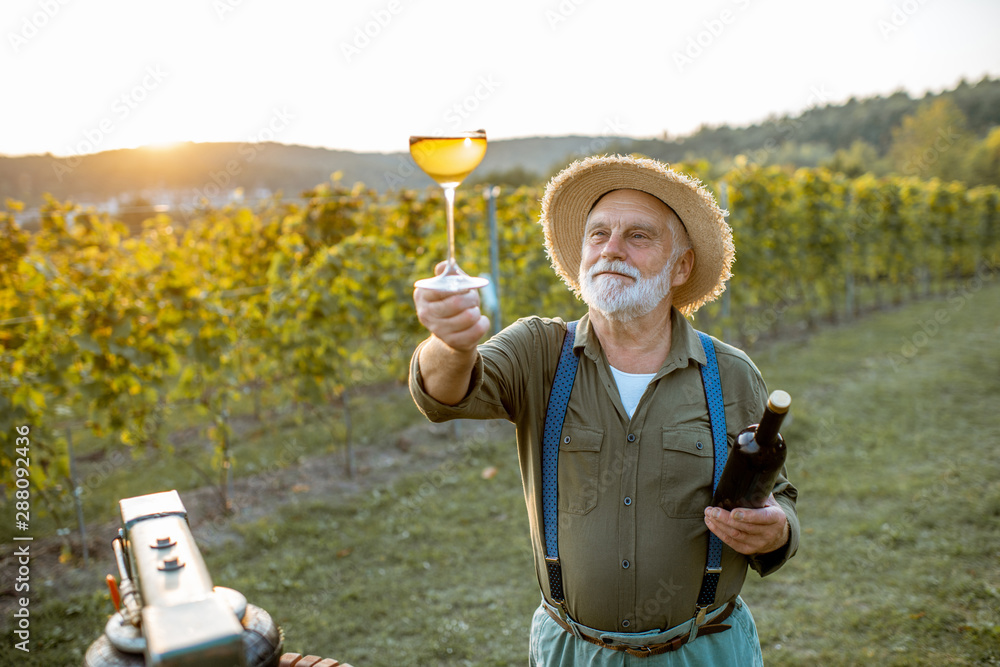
409, 308, 799, 633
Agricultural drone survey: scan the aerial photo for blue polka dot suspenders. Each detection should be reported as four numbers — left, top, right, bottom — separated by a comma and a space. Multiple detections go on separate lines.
540, 323, 729, 619
694, 330, 728, 618
541, 320, 580, 606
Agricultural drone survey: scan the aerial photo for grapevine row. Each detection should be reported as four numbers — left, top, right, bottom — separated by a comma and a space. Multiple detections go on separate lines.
1, 166, 997, 530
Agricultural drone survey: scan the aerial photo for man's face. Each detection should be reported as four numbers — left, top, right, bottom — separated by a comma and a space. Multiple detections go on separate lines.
578, 189, 691, 321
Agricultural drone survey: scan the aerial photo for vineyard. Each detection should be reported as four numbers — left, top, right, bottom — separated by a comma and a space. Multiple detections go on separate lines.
2, 164, 999, 541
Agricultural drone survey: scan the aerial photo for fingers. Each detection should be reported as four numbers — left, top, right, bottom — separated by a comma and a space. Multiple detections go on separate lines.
704, 501, 789, 556
438, 312, 490, 351
704, 508, 758, 555
414, 286, 489, 352
415, 287, 480, 327
718, 502, 781, 525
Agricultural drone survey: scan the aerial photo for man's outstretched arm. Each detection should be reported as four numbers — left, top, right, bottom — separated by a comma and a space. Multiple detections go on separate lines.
413, 272, 490, 406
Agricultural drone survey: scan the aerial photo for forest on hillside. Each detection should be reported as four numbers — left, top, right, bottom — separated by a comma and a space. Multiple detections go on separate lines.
1, 76, 998, 206
481, 75, 1000, 188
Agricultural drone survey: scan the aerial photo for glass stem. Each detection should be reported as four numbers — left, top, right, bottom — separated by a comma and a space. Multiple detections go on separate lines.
443, 185, 459, 275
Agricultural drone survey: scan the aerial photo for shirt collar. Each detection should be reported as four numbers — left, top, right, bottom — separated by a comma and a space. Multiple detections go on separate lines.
669, 307, 707, 371
573, 307, 707, 373
571, 311, 594, 355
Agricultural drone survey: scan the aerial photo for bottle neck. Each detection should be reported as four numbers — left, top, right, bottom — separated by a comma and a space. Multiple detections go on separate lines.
754, 406, 787, 448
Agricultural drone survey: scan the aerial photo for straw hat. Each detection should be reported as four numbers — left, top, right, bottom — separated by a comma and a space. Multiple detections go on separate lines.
539, 154, 734, 316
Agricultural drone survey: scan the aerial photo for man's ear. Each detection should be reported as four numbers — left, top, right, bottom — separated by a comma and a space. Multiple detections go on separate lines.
671, 248, 695, 287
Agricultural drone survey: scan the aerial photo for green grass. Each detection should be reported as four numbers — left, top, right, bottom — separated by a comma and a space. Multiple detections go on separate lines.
205, 455, 539, 666
744, 275, 1000, 665
30, 381, 424, 538
4, 280, 1000, 665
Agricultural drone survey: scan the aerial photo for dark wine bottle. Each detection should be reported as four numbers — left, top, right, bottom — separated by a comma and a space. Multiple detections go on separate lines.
712, 390, 791, 510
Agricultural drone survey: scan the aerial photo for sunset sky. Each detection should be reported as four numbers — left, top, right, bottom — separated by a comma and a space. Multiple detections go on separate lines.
2, 0, 999, 157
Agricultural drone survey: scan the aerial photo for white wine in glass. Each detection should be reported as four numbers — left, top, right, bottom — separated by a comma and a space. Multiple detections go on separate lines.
410, 130, 488, 292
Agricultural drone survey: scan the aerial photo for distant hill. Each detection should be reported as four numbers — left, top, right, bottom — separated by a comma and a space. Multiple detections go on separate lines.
2, 76, 997, 207
0, 136, 630, 208
630, 75, 1000, 166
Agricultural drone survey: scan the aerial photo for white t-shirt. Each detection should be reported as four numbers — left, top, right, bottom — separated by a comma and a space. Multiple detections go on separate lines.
609, 366, 656, 418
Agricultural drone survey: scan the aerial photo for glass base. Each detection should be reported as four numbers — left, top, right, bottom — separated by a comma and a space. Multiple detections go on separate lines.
414, 272, 489, 292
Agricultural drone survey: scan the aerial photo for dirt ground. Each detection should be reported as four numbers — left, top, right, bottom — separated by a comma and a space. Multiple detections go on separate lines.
0, 416, 515, 631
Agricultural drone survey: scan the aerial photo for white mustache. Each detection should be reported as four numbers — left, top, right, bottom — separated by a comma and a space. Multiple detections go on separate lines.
586, 259, 641, 281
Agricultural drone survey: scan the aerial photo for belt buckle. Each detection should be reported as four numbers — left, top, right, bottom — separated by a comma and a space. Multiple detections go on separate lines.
595, 629, 664, 653
597, 635, 650, 653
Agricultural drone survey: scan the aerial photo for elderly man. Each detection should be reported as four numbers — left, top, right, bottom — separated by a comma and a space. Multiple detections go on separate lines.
409, 155, 799, 665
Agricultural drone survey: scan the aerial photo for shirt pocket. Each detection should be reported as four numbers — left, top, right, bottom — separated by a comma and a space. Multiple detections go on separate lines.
558, 424, 604, 515
659, 426, 715, 519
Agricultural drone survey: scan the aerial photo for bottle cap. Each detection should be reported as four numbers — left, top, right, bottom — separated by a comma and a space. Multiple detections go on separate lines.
767, 390, 791, 414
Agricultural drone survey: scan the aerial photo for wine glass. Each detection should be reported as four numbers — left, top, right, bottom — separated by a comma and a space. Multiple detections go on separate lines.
410, 130, 489, 291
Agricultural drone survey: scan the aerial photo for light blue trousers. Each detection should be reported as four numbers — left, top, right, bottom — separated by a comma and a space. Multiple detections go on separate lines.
528, 597, 764, 666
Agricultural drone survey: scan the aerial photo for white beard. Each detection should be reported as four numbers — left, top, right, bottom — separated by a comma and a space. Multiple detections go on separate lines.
579, 258, 674, 322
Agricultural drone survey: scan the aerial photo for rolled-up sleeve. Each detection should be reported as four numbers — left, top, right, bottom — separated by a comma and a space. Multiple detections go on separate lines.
409, 318, 541, 423
408, 339, 489, 422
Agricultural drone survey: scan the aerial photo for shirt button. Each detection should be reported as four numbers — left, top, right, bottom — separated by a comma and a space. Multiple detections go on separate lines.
622, 619, 631, 628
564, 436, 571, 444
622, 559, 630, 569
627, 434, 636, 443
696, 441, 704, 450
623, 497, 632, 506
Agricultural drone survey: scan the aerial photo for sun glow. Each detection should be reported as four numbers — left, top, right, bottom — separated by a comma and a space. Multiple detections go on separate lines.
144, 140, 183, 151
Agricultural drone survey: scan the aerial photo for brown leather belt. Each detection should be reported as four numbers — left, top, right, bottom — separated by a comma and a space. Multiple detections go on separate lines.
543, 600, 737, 658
